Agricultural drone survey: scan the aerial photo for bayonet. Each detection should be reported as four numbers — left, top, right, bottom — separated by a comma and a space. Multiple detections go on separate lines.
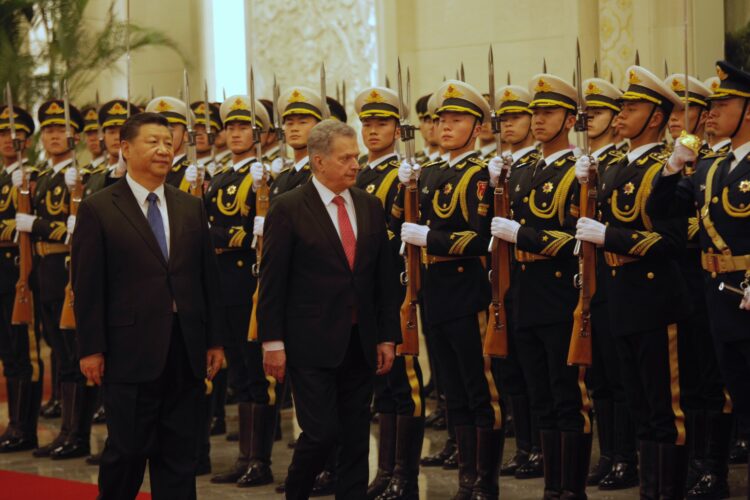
664, 59, 669, 78
249, 66, 263, 162
460, 63, 465, 82
272, 75, 288, 164
507, 72, 511, 85
182, 69, 199, 191
320, 62, 330, 119
150, 85, 155, 100
341, 80, 346, 109
683, 0, 690, 133
62, 80, 79, 172
635, 49, 640, 66
488, 45, 501, 155
385, 75, 391, 89
543, 58, 547, 73
336, 83, 340, 103
594, 60, 599, 78
203, 79, 215, 167
574, 39, 589, 156
95, 90, 105, 161
125, 0, 131, 117
222, 87, 226, 101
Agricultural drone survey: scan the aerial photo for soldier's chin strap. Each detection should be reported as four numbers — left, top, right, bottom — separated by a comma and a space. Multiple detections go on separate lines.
548, 110, 572, 144
448, 117, 480, 152
690, 107, 707, 135
589, 112, 616, 141
630, 103, 659, 143
510, 126, 532, 147
730, 98, 750, 139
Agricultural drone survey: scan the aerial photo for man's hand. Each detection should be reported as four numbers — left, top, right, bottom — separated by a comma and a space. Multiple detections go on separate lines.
665, 139, 697, 176
398, 160, 420, 185
253, 215, 265, 237
15, 213, 36, 233
491, 217, 521, 243
250, 162, 265, 191
80, 353, 105, 386
576, 217, 607, 245
376, 343, 395, 375
11, 169, 23, 188
575, 155, 597, 184
401, 223, 429, 247
206, 347, 224, 380
64, 168, 79, 189
263, 349, 286, 383
66, 215, 76, 236
741, 286, 750, 311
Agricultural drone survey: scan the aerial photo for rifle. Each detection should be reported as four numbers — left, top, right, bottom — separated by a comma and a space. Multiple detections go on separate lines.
203, 80, 216, 169
183, 69, 202, 197
6, 84, 34, 326
320, 63, 331, 119
248, 66, 270, 342
272, 75, 290, 169
396, 58, 420, 356
567, 39, 595, 366
95, 90, 106, 164
59, 80, 83, 330
484, 46, 509, 358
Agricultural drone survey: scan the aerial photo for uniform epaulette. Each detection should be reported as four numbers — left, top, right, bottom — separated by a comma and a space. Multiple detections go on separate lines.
554, 154, 576, 167
467, 156, 487, 168
421, 158, 444, 169
700, 150, 729, 160
648, 150, 670, 164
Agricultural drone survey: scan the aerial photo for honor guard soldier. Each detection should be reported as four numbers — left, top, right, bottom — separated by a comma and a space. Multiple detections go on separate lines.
11, 100, 91, 460
575, 65, 690, 498
190, 100, 222, 178
203, 95, 281, 488
259, 99, 281, 165
477, 94, 498, 160
396, 80, 504, 500
703, 77, 732, 154
648, 60, 750, 499
0, 104, 43, 453
81, 106, 106, 171
575, 78, 639, 490
212, 102, 233, 169
145, 96, 195, 191
491, 74, 592, 499
415, 94, 440, 164
352, 86, 426, 500
489, 84, 545, 480
663, 73, 736, 498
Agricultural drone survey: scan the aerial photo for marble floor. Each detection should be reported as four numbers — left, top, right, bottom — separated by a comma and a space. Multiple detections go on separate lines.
0, 401, 748, 499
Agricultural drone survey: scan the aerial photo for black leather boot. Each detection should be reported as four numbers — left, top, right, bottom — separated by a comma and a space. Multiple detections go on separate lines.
211, 402, 252, 483
0, 378, 19, 445
236, 403, 275, 487
453, 425, 477, 500
422, 437, 456, 467
560, 431, 592, 500
470, 427, 504, 500
658, 443, 688, 500
501, 395, 531, 476
40, 355, 61, 419
541, 429, 561, 499
367, 413, 397, 499
599, 402, 638, 490
0, 378, 41, 453
587, 399, 614, 486
516, 413, 544, 479
687, 411, 731, 499
639, 441, 659, 500
50, 384, 97, 459
34, 381, 73, 457
376, 415, 425, 500
685, 410, 707, 490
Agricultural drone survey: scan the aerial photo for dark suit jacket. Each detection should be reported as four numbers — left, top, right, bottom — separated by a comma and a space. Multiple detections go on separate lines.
257, 180, 400, 369
71, 177, 223, 383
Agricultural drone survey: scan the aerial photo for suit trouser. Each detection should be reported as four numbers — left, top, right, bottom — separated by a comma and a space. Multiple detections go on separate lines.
515, 321, 590, 433
97, 322, 203, 500
285, 327, 374, 500
614, 324, 687, 444
373, 355, 425, 417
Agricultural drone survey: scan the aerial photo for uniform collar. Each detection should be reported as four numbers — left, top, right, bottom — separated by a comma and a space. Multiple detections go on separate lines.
712, 138, 731, 152
479, 142, 497, 157
730, 140, 750, 164
294, 156, 309, 172
626, 142, 660, 164
448, 150, 475, 168
511, 145, 537, 163
591, 143, 615, 159
215, 149, 231, 162
51, 157, 73, 175
367, 152, 398, 170
4, 160, 22, 174
542, 147, 572, 166
232, 156, 256, 171
172, 154, 185, 166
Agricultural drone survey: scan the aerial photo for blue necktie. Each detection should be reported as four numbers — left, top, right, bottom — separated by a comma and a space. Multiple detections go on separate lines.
146, 192, 168, 260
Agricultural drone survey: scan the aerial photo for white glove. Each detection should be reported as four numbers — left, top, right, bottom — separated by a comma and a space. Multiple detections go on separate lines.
665, 140, 697, 175
253, 216, 265, 237
740, 286, 750, 311
250, 162, 265, 191
64, 168, 79, 189
113, 150, 127, 177
575, 155, 597, 183
488, 153, 512, 187
11, 169, 23, 188
184, 164, 198, 184
270, 157, 284, 177
401, 222, 429, 247
491, 217, 521, 243
398, 160, 420, 185
15, 213, 36, 233
576, 217, 606, 245
66, 215, 76, 236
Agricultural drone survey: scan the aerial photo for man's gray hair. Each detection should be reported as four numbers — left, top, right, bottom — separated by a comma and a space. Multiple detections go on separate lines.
307, 119, 357, 166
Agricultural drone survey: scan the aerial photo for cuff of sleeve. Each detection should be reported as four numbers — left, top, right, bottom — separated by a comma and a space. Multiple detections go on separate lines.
262, 341, 285, 352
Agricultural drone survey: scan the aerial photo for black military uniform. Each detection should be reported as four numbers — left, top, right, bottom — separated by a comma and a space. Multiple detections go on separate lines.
0, 105, 43, 453
589, 65, 691, 498
648, 60, 750, 499
354, 87, 426, 500
393, 80, 504, 499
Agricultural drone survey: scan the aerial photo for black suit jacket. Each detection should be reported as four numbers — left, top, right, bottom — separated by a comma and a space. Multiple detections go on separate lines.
71, 178, 223, 383
257, 180, 400, 369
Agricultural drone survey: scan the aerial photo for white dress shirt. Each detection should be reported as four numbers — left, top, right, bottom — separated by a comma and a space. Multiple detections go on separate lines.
367, 153, 398, 170
730, 140, 750, 173
627, 142, 660, 165
125, 174, 171, 256
232, 156, 256, 172
712, 139, 731, 153
50, 158, 73, 176
293, 156, 309, 172
511, 145, 537, 164
448, 150, 475, 168
541, 147, 573, 167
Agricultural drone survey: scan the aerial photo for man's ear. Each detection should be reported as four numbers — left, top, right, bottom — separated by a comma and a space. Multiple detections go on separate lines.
121, 140, 130, 161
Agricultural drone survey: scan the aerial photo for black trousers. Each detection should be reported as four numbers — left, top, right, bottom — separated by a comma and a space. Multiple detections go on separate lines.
712, 337, 750, 419
0, 291, 42, 381
97, 322, 203, 500
494, 298, 527, 398
515, 321, 590, 433
285, 327, 374, 500
373, 354, 425, 417
39, 299, 85, 384
429, 314, 502, 429
615, 324, 687, 444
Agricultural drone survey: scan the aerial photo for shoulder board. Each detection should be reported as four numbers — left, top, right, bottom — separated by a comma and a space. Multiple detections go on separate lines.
37, 168, 51, 177
467, 156, 487, 167
421, 158, 443, 169
700, 150, 728, 160
554, 154, 576, 167
302, 164, 311, 171
648, 150, 670, 164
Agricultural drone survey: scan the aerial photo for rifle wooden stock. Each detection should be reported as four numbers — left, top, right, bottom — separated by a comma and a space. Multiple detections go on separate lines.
248, 180, 270, 341
484, 177, 510, 358
12, 180, 34, 326
59, 178, 82, 330
567, 174, 597, 367
398, 179, 420, 356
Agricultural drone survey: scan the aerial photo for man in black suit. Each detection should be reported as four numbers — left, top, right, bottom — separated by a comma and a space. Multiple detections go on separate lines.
258, 119, 399, 499
71, 112, 224, 500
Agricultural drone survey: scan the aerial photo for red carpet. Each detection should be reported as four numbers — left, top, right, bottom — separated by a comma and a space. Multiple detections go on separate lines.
0, 470, 151, 499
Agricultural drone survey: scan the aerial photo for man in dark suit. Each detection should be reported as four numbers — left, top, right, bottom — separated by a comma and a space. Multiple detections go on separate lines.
71, 112, 224, 500
258, 119, 399, 499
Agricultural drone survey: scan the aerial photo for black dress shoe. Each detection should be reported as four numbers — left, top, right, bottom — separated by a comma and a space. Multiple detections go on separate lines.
687, 471, 730, 499
500, 449, 529, 476
424, 407, 445, 428
92, 406, 106, 424
33, 436, 66, 458
275, 480, 287, 494
514, 451, 544, 479
50, 440, 91, 460
40, 399, 61, 419
209, 417, 226, 436
225, 431, 239, 442
442, 448, 459, 470
287, 438, 298, 449
586, 455, 613, 486
686, 458, 706, 490
309, 470, 336, 497
0, 436, 38, 453
421, 439, 456, 467
236, 460, 274, 487
598, 462, 639, 490
86, 453, 102, 465
729, 439, 748, 464
431, 413, 447, 430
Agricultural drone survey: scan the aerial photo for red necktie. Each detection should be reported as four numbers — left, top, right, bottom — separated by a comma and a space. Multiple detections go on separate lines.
332, 195, 356, 270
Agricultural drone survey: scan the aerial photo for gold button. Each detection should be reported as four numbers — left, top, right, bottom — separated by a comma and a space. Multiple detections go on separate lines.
607, 197, 611, 203
711, 272, 717, 278
426, 220, 431, 226
555, 271, 562, 278
520, 218, 526, 225
541, 202, 547, 207
712, 196, 719, 204
211, 197, 216, 202
523, 196, 529, 203
4, 252, 10, 258
209, 215, 215, 221
237, 260, 244, 267
624, 204, 630, 210
457, 266, 464, 273
521, 264, 526, 271
647, 272, 654, 279
611, 269, 616, 277
229, 228, 234, 234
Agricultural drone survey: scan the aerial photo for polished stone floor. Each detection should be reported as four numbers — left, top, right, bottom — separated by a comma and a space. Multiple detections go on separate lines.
1, 401, 748, 499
